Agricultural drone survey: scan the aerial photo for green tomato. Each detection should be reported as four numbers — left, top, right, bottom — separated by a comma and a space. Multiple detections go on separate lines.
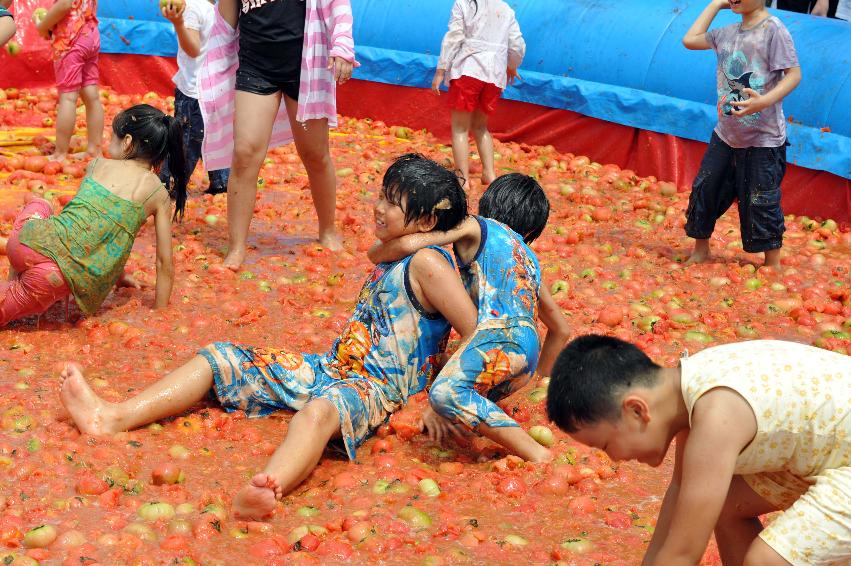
418, 478, 441, 497
503, 534, 528, 546
398, 505, 432, 528
138, 501, 176, 522
561, 537, 593, 553
23, 524, 57, 548
529, 425, 555, 447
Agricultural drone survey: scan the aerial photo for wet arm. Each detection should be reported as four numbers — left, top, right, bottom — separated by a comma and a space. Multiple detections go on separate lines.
535, 286, 570, 376
642, 431, 688, 565
38, 0, 72, 34
647, 392, 755, 565
153, 196, 175, 309
682, 0, 728, 50
367, 217, 479, 265
409, 249, 478, 341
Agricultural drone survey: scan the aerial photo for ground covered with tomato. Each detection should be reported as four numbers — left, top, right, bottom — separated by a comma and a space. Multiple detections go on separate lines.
0, 88, 849, 566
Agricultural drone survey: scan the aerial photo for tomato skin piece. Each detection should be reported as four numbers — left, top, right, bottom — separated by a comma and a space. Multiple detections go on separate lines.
75, 473, 109, 496
605, 510, 634, 529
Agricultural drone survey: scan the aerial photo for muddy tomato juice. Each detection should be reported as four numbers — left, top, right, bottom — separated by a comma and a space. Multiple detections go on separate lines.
0, 88, 848, 565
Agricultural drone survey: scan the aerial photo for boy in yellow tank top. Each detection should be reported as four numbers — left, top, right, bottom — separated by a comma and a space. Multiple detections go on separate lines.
546, 336, 850, 566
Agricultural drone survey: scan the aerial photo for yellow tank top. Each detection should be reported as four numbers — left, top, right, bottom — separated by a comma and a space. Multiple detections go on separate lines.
680, 341, 850, 478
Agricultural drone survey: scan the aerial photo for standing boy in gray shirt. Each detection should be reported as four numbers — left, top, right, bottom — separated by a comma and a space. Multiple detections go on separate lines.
683, 0, 801, 268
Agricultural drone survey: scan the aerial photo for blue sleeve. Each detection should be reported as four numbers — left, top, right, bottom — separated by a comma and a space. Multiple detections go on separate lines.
0, 6, 12, 18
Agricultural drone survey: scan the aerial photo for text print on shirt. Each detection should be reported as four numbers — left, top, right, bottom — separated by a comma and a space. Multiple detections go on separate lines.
242, 0, 302, 14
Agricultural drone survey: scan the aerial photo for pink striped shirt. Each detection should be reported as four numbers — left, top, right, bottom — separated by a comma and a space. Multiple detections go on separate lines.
199, 0, 357, 171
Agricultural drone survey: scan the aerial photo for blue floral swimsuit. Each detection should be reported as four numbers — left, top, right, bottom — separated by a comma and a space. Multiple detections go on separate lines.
429, 217, 541, 429
200, 247, 453, 460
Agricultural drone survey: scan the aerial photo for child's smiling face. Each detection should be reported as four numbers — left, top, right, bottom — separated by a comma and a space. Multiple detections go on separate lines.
373, 190, 427, 243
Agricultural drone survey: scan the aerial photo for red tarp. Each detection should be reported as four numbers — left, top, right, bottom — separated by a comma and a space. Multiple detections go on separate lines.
2, 53, 849, 225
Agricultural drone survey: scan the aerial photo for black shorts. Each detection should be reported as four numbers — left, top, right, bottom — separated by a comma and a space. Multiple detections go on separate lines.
684, 132, 787, 254
235, 58, 300, 102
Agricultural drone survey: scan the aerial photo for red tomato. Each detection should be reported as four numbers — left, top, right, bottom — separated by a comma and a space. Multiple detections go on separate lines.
495, 476, 527, 498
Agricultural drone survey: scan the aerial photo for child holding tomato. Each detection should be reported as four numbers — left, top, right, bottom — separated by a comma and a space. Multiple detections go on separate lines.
0, 104, 186, 326
35, 0, 104, 162
682, 0, 801, 267
0, 1, 15, 48
547, 336, 851, 566
368, 173, 571, 463
159, 0, 231, 195
58, 154, 479, 521
433, 0, 525, 187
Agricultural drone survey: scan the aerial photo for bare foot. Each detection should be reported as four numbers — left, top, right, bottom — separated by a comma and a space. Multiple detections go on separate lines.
222, 247, 246, 271
48, 153, 68, 163
71, 149, 98, 161
59, 363, 117, 435
318, 230, 343, 252
232, 473, 281, 521
685, 249, 710, 265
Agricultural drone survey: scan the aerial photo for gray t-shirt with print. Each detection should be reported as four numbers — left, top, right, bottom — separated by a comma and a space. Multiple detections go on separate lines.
707, 16, 799, 148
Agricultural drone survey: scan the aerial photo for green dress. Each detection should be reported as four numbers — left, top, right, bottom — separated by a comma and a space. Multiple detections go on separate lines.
19, 174, 161, 315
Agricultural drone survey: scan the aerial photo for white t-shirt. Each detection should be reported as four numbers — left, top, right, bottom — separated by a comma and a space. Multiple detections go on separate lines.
436, 0, 525, 90
172, 0, 215, 99
837, 0, 851, 20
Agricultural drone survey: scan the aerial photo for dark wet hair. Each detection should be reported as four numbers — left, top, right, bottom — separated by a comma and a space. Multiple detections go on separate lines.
112, 104, 187, 220
479, 173, 550, 243
382, 153, 468, 232
546, 335, 661, 433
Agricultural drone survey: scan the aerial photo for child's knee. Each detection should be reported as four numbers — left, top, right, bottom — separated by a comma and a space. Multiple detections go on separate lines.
297, 399, 339, 430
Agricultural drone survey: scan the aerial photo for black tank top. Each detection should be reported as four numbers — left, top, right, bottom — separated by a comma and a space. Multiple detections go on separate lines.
238, 0, 307, 81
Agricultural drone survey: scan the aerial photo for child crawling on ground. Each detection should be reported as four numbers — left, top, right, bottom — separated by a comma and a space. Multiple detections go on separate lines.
59, 153, 479, 521
546, 336, 850, 566
369, 173, 570, 462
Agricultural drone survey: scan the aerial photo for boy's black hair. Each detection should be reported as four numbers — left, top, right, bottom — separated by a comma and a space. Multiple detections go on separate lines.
478, 173, 550, 243
546, 335, 661, 433
382, 153, 468, 232
112, 104, 188, 220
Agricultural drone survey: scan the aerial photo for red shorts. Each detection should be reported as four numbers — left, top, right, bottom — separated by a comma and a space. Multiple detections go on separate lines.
447, 76, 502, 115
53, 23, 100, 93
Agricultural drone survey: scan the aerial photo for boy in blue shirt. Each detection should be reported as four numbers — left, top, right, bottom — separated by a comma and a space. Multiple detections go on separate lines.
683, 0, 801, 267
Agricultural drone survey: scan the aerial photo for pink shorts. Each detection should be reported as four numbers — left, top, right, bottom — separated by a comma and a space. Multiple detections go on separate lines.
447, 76, 503, 115
53, 23, 100, 93
1, 198, 71, 326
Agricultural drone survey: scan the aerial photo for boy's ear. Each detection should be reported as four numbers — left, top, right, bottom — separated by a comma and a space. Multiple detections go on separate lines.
622, 395, 651, 426
417, 214, 438, 233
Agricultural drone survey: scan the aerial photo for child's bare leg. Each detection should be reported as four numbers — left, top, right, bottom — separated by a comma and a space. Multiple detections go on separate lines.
284, 96, 342, 251
714, 476, 779, 565
450, 110, 473, 187
471, 109, 495, 185
687, 238, 711, 264
80, 85, 104, 157
223, 90, 280, 269
51, 90, 79, 161
477, 422, 551, 462
763, 248, 781, 268
232, 398, 341, 520
59, 355, 214, 435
